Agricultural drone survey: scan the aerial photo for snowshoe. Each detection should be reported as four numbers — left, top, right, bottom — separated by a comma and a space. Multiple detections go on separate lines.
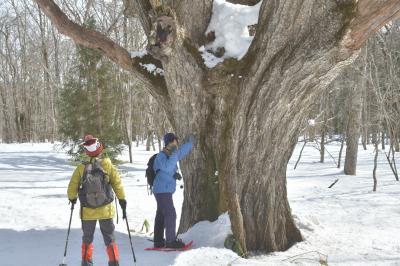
145, 240, 193, 252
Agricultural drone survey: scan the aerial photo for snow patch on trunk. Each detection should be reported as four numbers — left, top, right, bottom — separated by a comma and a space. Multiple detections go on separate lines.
308, 119, 316, 126
139, 63, 165, 76
200, 0, 262, 68
129, 50, 147, 58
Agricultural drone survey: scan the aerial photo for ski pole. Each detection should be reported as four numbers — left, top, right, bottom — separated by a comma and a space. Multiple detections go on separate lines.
59, 201, 75, 266
123, 209, 137, 264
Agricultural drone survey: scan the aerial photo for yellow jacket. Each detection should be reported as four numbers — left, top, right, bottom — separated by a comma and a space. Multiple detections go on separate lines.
67, 157, 125, 220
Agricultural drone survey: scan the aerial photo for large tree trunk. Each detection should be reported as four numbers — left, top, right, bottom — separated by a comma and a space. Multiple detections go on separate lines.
35, 0, 400, 254
163, 48, 224, 232
165, 12, 355, 249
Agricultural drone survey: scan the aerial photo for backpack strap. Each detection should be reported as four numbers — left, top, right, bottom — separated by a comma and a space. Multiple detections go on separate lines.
154, 152, 166, 174
80, 162, 90, 187
95, 159, 111, 183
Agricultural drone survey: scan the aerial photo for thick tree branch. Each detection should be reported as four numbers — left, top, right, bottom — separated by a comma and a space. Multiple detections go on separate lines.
174, 0, 213, 43
33, 0, 171, 111
34, 0, 136, 72
248, 0, 400, 64
240, 0, 400, 102
343, 0, 400, 49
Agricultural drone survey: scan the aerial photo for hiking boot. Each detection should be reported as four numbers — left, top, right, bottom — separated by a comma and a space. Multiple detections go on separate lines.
154, 239, 165, 248
166, 239, 185, 249
81, 243, 93, 266
106, 242, 120, 266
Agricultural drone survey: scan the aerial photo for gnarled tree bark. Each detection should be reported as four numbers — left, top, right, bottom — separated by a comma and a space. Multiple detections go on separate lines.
34, 0, 400, 254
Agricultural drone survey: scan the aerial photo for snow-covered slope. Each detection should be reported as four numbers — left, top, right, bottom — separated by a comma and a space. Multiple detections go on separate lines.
0, 142, 399, 265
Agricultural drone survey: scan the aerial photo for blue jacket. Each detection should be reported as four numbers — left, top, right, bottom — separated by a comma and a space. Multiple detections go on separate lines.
152, 141, 193, 194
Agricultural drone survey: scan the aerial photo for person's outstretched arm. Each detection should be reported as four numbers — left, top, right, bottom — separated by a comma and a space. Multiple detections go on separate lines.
157, 138, 194, 172
177, 140, 194, 160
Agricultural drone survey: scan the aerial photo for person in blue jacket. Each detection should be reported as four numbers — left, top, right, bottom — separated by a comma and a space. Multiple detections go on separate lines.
153, 133, 194, 248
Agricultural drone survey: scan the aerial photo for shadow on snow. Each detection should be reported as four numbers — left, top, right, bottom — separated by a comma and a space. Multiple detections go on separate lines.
0, 228, 183, 266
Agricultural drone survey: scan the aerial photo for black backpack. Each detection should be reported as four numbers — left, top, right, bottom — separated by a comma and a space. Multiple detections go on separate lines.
78, 159, 114, 208
146, 154, 158, 192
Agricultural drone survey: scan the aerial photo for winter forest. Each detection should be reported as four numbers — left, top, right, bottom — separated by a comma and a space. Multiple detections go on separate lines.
0, 0, 400, 265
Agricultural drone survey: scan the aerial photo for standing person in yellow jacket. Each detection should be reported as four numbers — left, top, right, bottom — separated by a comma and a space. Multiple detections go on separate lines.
67, 135, 127, 266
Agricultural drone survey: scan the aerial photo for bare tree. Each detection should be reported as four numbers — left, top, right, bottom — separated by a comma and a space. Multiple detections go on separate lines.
373, 130, 380, 192
343, 58, 365, 175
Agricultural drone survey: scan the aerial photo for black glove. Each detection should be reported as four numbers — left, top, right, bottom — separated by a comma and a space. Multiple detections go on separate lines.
119, 199, 127, 210
174, 172, 182, 180
119, 199, 127, 219
69, 198, 77, 205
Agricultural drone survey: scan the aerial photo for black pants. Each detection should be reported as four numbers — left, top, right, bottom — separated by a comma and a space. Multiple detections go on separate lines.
82, 219, 115, 246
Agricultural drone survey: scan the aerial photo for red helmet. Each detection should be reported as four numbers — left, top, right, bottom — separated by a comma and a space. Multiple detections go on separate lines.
82, 135, 103, 157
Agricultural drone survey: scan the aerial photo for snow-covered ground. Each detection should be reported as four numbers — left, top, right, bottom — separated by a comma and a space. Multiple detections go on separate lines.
0, 142, 399, 265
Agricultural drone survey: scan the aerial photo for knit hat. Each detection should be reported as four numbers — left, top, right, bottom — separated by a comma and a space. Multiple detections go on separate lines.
163, 133, 178, 147
82, 135, 103, 157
